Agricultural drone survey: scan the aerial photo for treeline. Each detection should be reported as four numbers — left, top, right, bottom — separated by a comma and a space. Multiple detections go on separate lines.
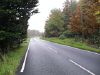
0, 0, 38, 56
45, 0, 100, 48
27, 30, 43, 38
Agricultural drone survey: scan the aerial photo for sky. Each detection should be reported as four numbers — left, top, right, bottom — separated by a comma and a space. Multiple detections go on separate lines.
28, 0, 66, 32
28, 0, 79, 32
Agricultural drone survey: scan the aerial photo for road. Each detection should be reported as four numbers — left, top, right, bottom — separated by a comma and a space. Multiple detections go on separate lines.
16, 38, 100, 75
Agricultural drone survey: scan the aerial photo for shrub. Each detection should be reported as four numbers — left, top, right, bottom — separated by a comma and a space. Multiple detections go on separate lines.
59, 34, 66, 39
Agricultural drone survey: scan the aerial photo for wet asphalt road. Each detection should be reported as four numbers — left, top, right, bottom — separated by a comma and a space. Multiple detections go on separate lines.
16, 38, 100, 75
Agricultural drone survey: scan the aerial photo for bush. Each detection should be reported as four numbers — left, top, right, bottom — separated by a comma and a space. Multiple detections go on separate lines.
59, 34, 66, 39
60, 30, 75, 38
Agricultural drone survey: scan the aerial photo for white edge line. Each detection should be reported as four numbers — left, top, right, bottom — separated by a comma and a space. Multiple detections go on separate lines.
43, 40, 100, 56
69, 59, 95, 75
20, 40, 30, 72
59, 43, 100, 56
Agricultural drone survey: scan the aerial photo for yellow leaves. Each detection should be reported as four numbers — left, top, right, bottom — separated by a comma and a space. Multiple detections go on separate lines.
95, 11, 100, 16
95, 11, 100, 23
70, 0, 100, 35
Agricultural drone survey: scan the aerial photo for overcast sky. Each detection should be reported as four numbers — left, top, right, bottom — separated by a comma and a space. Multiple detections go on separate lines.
28, 0, 66, 32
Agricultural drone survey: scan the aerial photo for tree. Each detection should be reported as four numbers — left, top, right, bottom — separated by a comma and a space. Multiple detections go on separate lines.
62, 0, 77, 38
45, 9, 64, 37
69, 0, 100, 47
63, 0, 70, 30
70, 5, 81, 34
27, 30, 42, 38
63, 0, 77, 27
0, 0, 38, 54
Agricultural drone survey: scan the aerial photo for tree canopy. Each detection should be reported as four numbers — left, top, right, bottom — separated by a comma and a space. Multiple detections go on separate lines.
45, 9, 64, 37
45, 0, 100, 48
0, 0, 38, 54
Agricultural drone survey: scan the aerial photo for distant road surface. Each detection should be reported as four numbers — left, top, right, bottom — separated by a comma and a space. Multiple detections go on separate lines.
16, 38, 100, 75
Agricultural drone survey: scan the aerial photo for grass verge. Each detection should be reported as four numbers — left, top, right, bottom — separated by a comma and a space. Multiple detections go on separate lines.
44, 38, 100, 53
0, 38, 30, 75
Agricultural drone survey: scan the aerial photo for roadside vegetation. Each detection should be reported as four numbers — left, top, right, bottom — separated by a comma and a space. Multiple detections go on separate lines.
0, 0, 38, 74
44, 38, 100, 53
44, 0, 100, 52
0, 39, 29, 75
0, 0, 38, 58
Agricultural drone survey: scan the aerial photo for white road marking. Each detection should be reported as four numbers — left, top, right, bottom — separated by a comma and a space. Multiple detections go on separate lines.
69, 59, 95, 75
93, 52, 100, 55
48, 47, 57, 53
44, 40, 100, 56
20, 40, 31, 72
84, 50, 100, 56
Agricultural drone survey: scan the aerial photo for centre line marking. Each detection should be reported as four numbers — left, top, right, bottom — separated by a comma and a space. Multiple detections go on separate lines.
69, 59, 95, 75
48, 47, 57, 53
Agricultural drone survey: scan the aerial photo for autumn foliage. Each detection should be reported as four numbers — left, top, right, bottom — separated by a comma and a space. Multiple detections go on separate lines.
69, 0, 100, 46
45, 0, 100, 48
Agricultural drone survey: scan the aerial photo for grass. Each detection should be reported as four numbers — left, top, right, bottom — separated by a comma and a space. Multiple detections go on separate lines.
44, 37, 100, 53
0, 38, 30, 75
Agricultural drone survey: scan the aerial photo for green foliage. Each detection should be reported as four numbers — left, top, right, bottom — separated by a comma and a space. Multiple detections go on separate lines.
63, 0, 77, 30
45, 9, 64, 37
69, 0, 77, 13
63, 30, 75, 38
44, 0, 100, 48
59, 30, 73, 39
0, 0, 38, 54
95, 11, 100, 23
59, 34, 66, 39
0, 39, 29, 75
